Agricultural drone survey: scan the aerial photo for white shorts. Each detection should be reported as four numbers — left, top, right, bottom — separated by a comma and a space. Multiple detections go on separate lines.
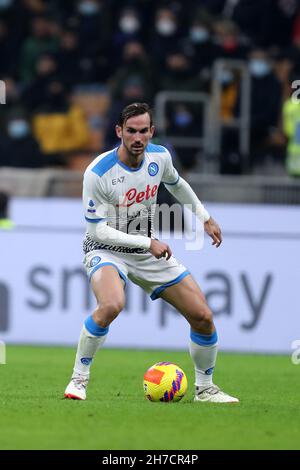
83, 250, 190, 300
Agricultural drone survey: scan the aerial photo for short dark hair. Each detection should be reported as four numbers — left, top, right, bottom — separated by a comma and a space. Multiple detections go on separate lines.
118, 102, 153, 127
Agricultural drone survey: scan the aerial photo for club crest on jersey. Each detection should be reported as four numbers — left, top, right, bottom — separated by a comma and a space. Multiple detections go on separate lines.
90, 256, 101, 268
148, 162, 159, 176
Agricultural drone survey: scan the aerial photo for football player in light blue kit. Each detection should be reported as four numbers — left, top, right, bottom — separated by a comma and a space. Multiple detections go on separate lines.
64, 103, 239, 403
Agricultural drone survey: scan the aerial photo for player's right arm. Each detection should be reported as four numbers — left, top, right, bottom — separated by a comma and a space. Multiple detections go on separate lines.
83, 170, 171, 258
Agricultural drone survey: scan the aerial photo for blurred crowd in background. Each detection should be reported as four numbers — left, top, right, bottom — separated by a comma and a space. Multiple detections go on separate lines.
1, 0, 300, 176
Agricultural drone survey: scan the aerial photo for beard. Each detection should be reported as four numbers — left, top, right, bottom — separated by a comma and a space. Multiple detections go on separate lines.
125, 141, 145, 158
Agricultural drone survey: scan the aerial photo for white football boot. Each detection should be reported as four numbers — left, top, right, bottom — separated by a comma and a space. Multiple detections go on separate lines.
194, 385, 239, 403
64, 374, 89, 400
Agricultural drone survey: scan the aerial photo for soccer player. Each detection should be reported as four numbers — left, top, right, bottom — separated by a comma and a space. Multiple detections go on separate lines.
64, 102, 239, 403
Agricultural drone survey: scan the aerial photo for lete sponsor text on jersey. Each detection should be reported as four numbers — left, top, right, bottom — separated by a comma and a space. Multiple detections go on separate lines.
116, 184, 158, 207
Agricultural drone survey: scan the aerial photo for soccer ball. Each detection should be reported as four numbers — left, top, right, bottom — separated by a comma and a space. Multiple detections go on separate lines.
143, 362, 187, 402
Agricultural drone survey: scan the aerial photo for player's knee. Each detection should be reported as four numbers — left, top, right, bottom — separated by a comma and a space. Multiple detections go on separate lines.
94, 298, 125, 326
200, 306, 213, 325
191, 303, 214, 331
103, 298, 125, 319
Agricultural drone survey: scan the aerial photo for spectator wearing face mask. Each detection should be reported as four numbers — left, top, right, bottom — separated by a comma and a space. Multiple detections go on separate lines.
111, 7, 144, 67
76, 0, 110, 58
247, 48, 283, 170
216, 67, 243, 174
150, 7, 184, 67
185, 17, 219, 74
77, 0, 102, 17
167, 103, 202, 172
216, 68, 239, 123
0, 111, 45, 168
73, 0, 112, 83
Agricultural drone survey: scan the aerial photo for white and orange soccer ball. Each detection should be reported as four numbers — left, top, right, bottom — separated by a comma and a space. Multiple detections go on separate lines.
143, 362, 188, 402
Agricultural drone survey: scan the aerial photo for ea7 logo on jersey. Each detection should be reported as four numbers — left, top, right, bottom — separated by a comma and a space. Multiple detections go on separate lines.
112, 176, 125, 185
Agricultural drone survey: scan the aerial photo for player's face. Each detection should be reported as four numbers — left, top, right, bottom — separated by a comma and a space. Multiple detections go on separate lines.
116, 113, 155, 158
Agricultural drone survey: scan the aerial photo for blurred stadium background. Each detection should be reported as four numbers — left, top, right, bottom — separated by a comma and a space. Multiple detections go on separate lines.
1, 0, 300, 450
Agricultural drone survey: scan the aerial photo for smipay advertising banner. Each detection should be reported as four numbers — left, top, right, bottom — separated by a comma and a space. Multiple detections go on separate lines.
0, 199, 299, 353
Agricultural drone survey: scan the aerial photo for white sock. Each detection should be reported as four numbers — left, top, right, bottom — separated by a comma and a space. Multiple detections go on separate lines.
73, 317, 108, 377
189, 330, 218, 390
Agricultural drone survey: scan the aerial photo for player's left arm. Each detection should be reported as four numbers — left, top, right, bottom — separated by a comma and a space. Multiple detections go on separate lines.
161, 149, 222, 247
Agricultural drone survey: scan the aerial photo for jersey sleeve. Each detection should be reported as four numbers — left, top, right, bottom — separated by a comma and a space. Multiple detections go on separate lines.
83, 169, 108, 224
161, 148, 180, 186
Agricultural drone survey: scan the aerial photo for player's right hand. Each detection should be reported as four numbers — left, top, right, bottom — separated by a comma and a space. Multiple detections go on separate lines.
149, 239, 172, 260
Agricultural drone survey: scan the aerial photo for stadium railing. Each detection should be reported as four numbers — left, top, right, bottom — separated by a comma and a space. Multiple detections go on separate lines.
154, 60, 251, 174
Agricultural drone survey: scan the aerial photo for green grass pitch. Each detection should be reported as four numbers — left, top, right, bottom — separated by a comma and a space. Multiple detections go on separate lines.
0, 345, 299, 450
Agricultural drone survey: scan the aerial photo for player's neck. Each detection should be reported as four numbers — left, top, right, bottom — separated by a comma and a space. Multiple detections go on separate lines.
117, 145, 144, 169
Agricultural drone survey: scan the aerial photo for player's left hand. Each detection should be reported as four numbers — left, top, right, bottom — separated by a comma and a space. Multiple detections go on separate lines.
204, 217, 222, 247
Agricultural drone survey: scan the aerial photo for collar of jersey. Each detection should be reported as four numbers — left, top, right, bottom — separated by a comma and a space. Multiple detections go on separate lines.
116, 147, 145, 172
